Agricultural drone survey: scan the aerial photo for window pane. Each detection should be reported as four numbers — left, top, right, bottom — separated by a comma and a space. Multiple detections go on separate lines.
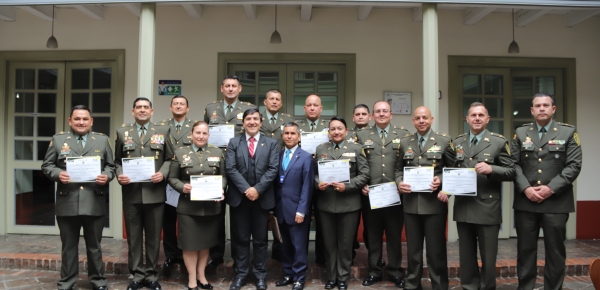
38, 93, 57, 113
462, 74, 481, 95
15, 93, 34, 113
71, 69, 90, 90
484, 75, 503, 95
15, 116, 34, 136
37, 141, 51, 160
72, 93, 89, 108
463, 120, 469, 134
537, 76, 555, 95
462, 97, 482, 117
38, 117, 56, 137
258, 72, 278, 92
92, 93, 111, 113
16, 69, 35, 90
294, 95, 307, 116
513, 77, 533, 96
487, 121, 504, 136
484, 97, 504, 118
321, 96, 338, 116
15, 140, 33, 160
15, 169, 56, 226
92, 68, 112, 89
512, 120, 530, 133
92, 117, 111, 136
258, 96, 267, 113
294, 72, 315, 93
238, 94, 255, 106
38, 69, 58, 90
317, 72, 337, 93
236, 71, 256, 92
512, 98, 531, 119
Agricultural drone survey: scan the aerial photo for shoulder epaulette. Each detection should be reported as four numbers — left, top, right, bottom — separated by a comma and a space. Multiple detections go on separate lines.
91, 131, 106, 136
153, 122, 166, 126
56, 131, 66, 135
121, 123, 134, 128
558, 122, 575, 128
212, 100, 219, 104
456, 132, 468, 138
401, 133, 412, 139
208, 144, 220, 149
435, 132, 451, 138
521, 123, 533, 127
490, 132, 506, 140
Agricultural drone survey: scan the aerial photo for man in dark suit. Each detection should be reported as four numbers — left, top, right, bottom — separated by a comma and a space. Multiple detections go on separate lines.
511, 93, 582, 290
42, 105, 115, 290
274, 122, 314, 290
394, 106, 456, 290
357, 101, 410, 288
162, 95, 194, 271
453, 102, 515, 290
226, 108, 279, 290
115, 98, 174, 290
204, 75, 256, 268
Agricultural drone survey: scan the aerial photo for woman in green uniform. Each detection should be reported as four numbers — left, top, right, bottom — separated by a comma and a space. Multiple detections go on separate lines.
169, 121, 226, 290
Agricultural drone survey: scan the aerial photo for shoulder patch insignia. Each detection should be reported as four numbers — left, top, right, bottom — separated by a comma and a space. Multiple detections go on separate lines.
574, 132, 580, 146
505, 143, 511, 156
513, 133, 517, 139
449, 140, 454, 151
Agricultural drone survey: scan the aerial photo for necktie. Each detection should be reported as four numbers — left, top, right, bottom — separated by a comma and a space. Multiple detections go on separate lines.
471, 137, 478, 148
248, 137, 255, 158
226, 105, 232, 115
140, 126, 146, 141
270, 117, 276, 125
176, 124, 181, 134
540, 127, 547, 139
196, 147, 203, 159
311, 123, 316, 132
419, 137, 425, 149
77, 136, 84, 151
380, 130, 386, 144
283, 149, 291, 171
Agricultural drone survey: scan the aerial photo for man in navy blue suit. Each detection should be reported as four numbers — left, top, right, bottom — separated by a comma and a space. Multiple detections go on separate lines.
274, 122, 314, 290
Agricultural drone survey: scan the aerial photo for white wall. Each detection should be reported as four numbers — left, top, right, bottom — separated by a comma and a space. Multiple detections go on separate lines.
1, 5, 598, 200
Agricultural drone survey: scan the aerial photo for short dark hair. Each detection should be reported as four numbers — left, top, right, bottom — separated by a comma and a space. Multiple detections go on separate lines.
329, 116, 348, 129
171, 95, 189, 107
222, 75, 240, 85
70, 105, 91, 117
266, 89, 282, 97
468, 102, 489, 115
353, 104, 370, 114
133, 97, 152, 108
242, 108, 262, 120
533, 92, 555, 106
282, 122, 300, 134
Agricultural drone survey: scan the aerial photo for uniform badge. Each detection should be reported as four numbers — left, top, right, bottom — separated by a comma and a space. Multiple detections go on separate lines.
151, 134, 165, 145
427, 145, 441, 153
210, 111, 218, 124
182, 155, 191, 164
392, 138, 400, 144
320, 153, 328, 161
208, 156, 220, 162
342, 152, 356, 157
505, 143, 511, 156
364, 140, 373, 146
548, 140, 565, 145
455, 145, 464, 158
574, 133, 581, 146
237, 112, 243, 120
523, 136, 533, 149
404, 147, 414, 158
61, 143, 70, 155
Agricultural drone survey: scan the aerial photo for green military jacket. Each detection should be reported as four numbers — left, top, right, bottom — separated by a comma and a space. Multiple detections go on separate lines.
394, 131, 456, 215
357, 125, 410, 185
164, 118, 196, 147
314, 141, 370, 213
297, 118, 329, 133
511, 121, 582, 213
203, 100, 256, 141
346, 126, 371, 145
169, 146, 227, 216
259, 110, 295, 150
115, 122, 174, 204
452, 130, 515, 225
42, 131, 115, 216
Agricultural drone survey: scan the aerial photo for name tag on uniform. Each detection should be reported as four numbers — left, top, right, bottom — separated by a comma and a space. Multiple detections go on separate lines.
208, 157, 220, 162
548, 140, 565, 145
364, 140, 373, 146
342, 152, 356, 157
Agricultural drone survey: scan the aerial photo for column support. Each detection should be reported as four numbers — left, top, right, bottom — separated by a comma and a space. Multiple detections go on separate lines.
422, 3, 439, 131
137, 3, 156, 101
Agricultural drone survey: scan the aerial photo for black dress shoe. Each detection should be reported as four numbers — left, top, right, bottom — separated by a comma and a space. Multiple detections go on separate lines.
198, 282, 213, 290
338, 281, 347, 290
292, 282, 305, 290
390, 277, 405, 289
126, 281, 143, 290
230, 278, 247, 290
362, 275, 382, 286
324, 280, 338, 289
257, 279, 268, 290
145, 280, 162, 290
276, 276, 293, 287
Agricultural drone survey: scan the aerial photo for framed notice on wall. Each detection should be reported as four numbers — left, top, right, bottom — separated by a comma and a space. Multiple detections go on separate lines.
384, 91, 411, 115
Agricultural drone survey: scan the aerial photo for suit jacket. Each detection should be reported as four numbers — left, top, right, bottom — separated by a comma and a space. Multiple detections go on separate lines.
274, 147, 315, 225
225, 133, 279, 210
511, 121, 582, 213
314, 142, 370, 213
453, 130, 515, 225
165, 118, 195, 148
394, 131, 456, 215
204, 100, 256, 139
115, 122, 174, 204
42, 131, 115, 216
168, 146, 227, 216
259, 110, 295, 150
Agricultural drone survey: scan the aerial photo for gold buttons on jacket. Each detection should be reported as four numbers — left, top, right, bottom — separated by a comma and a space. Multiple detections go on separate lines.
539, 148, 542, 152
470, 158, 473, 161
382, 155, 385, 158
418, 156, 422, 159
382, 164, 385, 167
538, 158, 542, 162
80, 186, 83, 190
382, 173, 386, 176
537, 181, 541, 185
538, 169, 542, 173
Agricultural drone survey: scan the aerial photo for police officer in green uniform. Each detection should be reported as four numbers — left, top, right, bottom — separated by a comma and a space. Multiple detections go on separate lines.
315, 117, 370, 290
511, 93, 582, 290
357, 101, 410, 288
453, 102, 515, 290
115, 97, 174, 290
203, 75, 256, 268
394, 106, 455, 290
42, 105, 115, 290
347, 104, 371, 144
260, 89, 294, 151
162, 95, 195, 271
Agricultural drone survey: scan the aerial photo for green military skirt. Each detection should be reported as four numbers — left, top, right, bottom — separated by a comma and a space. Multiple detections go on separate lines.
177, 213, 219, 251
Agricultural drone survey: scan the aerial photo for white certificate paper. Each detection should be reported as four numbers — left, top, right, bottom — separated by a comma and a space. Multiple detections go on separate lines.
301, 132, 330, 154
66, 156, 101, 183
165, 184, 179, 207
442, 168, 477, 196
190, 175, 223, 200
122, 157, 155, 182
368, 182, 401, 209
318, 160, 350, 183
209, 125, 235, 147
403, 166, 434, 192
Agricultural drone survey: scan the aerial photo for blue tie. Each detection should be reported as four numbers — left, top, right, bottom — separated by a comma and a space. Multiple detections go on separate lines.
283, 149, 291, 171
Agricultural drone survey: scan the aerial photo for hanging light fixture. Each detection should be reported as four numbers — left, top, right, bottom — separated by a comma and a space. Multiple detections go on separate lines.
270, 5, 282, 44
508, 9, 519, 54
46, 5, 58, 49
